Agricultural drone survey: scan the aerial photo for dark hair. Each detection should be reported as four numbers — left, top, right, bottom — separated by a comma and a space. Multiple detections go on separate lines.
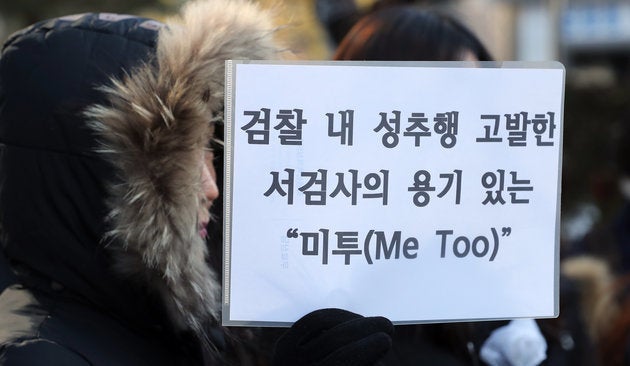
333, 6, 493, 62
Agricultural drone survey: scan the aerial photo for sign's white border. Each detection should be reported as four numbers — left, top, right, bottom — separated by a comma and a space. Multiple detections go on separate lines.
223, 61, 565, 327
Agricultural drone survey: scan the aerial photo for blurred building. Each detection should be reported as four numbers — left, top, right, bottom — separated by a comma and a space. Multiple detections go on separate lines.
459, 0, 630, 87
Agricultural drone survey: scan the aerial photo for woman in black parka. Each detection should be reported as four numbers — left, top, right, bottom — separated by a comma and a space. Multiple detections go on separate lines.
0, 0, 279, 364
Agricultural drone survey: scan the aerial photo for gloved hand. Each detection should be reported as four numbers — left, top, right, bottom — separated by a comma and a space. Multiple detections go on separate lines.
272, 308, 394, 366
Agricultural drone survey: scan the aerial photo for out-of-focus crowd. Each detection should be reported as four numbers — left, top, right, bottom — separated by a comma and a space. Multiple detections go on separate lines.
1, 0, 629, 365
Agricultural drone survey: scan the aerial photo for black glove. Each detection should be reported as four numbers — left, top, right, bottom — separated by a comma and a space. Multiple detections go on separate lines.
272, 308, 394, 366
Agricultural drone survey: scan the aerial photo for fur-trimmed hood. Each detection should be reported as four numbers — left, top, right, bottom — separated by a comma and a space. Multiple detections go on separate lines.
0, 0, 281, 348
86, 0, 281, 334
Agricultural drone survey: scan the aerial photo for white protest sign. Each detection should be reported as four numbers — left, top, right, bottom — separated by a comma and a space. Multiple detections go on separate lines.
223, 61, 564, 326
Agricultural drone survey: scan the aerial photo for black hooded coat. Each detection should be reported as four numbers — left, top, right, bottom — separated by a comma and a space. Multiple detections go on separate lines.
0, 1, 280, 364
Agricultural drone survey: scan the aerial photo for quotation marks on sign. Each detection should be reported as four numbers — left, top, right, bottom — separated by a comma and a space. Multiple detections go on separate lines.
286, 228, 299, 238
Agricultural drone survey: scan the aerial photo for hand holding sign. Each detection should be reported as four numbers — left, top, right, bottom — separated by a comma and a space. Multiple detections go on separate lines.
272, 308, 393, 366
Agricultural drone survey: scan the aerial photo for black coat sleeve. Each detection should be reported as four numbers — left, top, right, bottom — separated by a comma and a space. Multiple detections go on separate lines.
0, 340, 91, 366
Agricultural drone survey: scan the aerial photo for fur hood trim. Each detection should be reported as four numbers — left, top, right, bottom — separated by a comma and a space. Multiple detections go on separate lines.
86, 0, 280, 336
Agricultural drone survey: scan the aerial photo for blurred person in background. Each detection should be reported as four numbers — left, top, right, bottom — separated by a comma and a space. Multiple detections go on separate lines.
331, 5, 595, 366
316, 0, 425, 47
333, 5, 492, 62
562, 256, 618, 366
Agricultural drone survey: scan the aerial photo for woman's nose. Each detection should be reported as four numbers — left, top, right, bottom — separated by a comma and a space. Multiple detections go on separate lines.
201, 148, 219, 206
201, 161, 219, 206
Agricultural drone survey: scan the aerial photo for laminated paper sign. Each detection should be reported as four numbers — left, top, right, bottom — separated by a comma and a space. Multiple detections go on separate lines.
222, 61, 565, 326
